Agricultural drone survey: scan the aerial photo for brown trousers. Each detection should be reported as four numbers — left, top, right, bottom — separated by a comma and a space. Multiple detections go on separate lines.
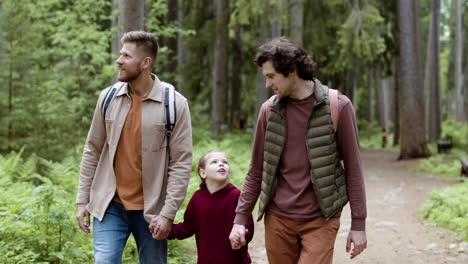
264, 214, 340, 264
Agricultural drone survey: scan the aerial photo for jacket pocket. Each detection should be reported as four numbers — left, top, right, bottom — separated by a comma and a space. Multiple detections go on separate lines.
152, 124, 167, 152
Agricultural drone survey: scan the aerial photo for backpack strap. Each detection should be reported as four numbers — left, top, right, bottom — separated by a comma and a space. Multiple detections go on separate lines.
161, 82, 177, 142
102, 82, 125, 119
328, 88, 339, 132
264, 89, 339, 132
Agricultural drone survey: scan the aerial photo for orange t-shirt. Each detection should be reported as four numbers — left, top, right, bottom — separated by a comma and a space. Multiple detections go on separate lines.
113, 94, 144, 210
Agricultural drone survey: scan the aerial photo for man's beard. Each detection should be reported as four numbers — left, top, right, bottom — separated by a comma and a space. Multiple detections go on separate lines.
117, 68, 141, 83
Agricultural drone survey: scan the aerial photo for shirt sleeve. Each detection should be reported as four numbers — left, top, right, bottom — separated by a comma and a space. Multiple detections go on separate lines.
234, 103, 268, 225
244, 214, 255, 243
76, 89, 108, 204
168, 194, 196, 240
336, 95, 367, 231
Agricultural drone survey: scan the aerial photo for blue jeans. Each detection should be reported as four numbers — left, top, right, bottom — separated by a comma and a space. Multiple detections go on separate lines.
93, 201, 167, 264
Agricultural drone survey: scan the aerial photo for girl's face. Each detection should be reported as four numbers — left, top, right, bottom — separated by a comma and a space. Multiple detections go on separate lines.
200, 152, 230, 184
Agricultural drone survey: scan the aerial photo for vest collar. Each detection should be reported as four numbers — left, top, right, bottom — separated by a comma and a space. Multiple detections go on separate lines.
271, 78, 328, 115
312, 78, 328, 106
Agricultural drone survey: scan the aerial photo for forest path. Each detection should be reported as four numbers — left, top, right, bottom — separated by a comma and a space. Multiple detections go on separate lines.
248, 148, 467, 264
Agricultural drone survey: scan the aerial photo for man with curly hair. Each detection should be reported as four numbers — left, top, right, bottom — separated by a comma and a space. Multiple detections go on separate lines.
229, 37, 367, 263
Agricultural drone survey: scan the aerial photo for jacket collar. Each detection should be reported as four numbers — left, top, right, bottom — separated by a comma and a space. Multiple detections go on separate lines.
116, 73, 164, 103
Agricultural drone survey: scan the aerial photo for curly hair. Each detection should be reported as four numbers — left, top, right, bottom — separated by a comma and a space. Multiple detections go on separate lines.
254, 37, 316, 80
121, 31, 159, 64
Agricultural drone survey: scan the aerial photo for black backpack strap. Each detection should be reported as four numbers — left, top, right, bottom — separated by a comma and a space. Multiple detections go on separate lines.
102, 82, 125, 119
163, 83, 177, 142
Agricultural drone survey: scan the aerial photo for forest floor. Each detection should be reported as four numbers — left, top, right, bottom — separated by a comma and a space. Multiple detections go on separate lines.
248, 148, 467, 264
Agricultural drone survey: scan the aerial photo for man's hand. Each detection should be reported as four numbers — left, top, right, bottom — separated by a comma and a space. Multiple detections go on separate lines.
346, 230, 367, 259
149, 215, 173, 240
229, 224, 247, 250
76, 203, 90, 234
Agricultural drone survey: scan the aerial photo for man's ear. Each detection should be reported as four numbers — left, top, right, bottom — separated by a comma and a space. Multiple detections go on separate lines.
141, 57, 153, 70
199, 169, 207, 179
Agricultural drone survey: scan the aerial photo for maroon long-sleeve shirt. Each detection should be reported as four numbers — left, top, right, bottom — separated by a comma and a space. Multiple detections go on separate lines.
234, 92, 367, 231
169, 183, 254, 264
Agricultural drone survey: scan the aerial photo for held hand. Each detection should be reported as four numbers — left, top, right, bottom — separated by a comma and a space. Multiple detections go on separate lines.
76, 203, 91, 234
150, 215, 173, 240
346, 230, 367, 259
229, 224, 246, 250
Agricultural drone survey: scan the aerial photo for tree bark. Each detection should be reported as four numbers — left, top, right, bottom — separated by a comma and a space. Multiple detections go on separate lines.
393, 59, 400, 146
271, 0, 283, 37
167, 0, 178, 74
366, 69, 374, 123
177, 0, 186, 89
344, 68, 356, 105
230, 27, 243, 130
117, 0, 145, 52
397, 0, 430, 159
255, 0, 274, 122
211, 0, 229, 138
454, 0, 464, 121
289, 0, 304, 45
427, 0, 441, 142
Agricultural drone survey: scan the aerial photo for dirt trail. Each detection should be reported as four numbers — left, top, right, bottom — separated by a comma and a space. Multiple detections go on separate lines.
248, 148, 467, 264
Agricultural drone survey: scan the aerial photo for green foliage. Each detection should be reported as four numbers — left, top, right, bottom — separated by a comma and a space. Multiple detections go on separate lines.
0, 123, 254, 263
421, 180, 468, 241
441, 119, 468, 152
0, 151, 93, 264
335, 4, 386, 70
0, 0, 114, 161
419, 155, 462, 178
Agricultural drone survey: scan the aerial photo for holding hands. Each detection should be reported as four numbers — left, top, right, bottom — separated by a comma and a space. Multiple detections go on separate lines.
229, 224, 248, 250
149, 215, 173, 240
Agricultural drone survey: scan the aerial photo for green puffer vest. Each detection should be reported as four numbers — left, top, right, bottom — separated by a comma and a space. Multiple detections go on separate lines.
258, 79, 348, 221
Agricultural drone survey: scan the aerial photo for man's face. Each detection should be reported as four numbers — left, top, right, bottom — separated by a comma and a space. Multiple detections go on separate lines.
262, 61, 294, 99
115, 42, 145, 82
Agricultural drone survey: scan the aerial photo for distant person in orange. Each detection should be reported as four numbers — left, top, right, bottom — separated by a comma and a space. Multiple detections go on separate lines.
229, 37, 367, 263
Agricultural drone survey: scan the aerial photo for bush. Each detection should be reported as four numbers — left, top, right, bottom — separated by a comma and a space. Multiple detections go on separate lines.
421, 180, 468, 241
441, 119, 468, 151
419, 155, 462, 178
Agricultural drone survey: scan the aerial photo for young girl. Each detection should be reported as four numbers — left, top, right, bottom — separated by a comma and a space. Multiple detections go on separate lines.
166, 150, 254, 264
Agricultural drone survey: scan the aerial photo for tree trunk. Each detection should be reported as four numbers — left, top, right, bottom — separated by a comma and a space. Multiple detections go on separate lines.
397, 0, 430, 159
211, 0, 229, 138
344, 68, 356, 105
177, 0, 185, 89
366, 69, 374, 123
454, 0, 464, 121
393, 59, 400, 146
167, 0, 178, 74
7, 54, 13, 152
381, 77, 391, 134
374, 69, 381, 127
230, 27, 243, 130
271, 0, 282, 37
255, 1, 273, 121
289, 0, 304, 45
111, 0, 119, 83
117, 0, 144, 52
427, 0, 441, 142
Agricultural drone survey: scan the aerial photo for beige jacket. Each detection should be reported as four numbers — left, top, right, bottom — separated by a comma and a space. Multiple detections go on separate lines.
76, 74, 192, 223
